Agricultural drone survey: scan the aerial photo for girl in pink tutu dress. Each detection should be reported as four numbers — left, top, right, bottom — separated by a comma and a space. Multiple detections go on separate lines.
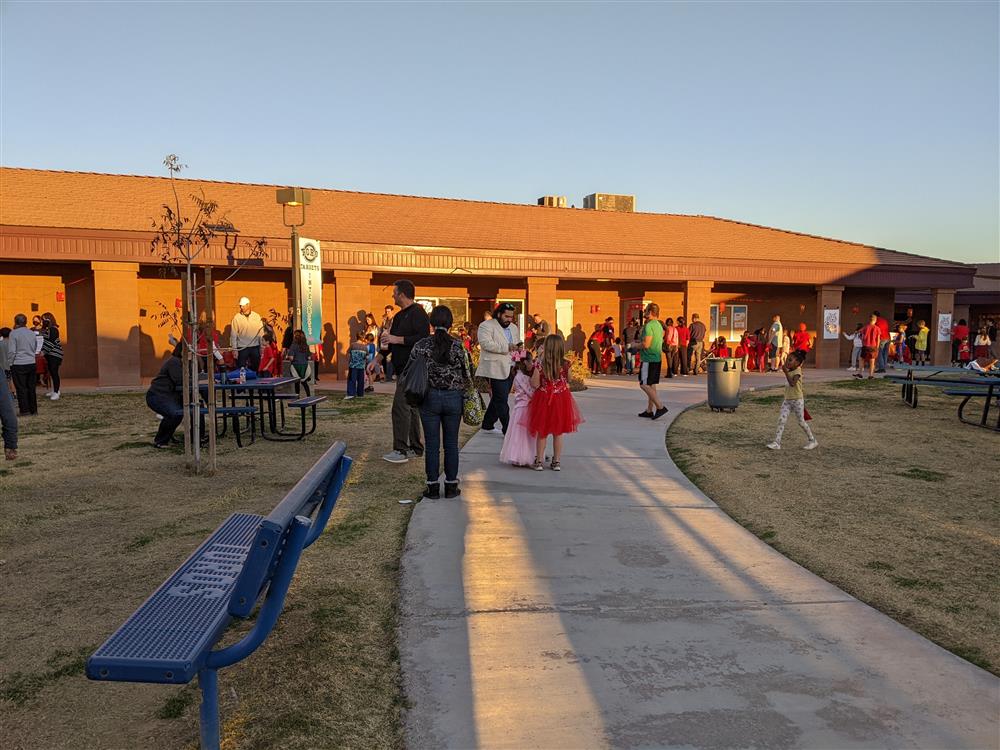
528, 334, 583, 471
499, 350, 537, 467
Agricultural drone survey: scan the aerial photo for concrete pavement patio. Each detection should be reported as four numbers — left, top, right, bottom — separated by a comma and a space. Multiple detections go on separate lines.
400, 371, 1000, 749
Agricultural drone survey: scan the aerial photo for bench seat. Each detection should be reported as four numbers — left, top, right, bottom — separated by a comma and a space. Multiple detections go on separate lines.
87, 512, 262, 684
289, 395, 327, 408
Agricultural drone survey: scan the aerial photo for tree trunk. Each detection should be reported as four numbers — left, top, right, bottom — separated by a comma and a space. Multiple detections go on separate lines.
205, 266, 217, 475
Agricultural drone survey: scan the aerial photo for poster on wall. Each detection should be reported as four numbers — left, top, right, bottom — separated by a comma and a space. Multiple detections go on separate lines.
297, 237, 323, 345
823, 308, 840, 339
937, 312, 952, 341
732, 308, 747, 334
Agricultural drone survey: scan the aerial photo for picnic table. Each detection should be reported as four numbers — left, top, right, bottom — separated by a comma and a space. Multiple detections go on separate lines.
203, 376, 327, 441
885, 365, 999, 408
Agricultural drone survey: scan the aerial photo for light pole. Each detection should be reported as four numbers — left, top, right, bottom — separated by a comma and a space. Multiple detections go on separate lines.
276, 187, 311, 332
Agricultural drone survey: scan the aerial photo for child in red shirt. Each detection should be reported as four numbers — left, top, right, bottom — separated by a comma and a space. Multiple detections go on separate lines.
709, 337, 730, 358
958, 337, 972, 363
791, 323, 811, 354
258, 333, 281, 378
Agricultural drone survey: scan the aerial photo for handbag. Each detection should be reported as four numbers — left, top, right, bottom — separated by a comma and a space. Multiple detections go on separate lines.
402, 350, 429, 407
461, 351, 485, 427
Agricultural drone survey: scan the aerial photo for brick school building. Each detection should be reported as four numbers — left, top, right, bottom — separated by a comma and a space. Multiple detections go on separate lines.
0, 167, 977, 385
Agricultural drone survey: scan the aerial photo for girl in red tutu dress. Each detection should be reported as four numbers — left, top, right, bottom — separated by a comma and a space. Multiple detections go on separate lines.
528, 334, 584, 471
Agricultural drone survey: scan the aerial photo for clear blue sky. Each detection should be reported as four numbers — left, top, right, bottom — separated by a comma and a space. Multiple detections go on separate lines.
2, 1, 997, 263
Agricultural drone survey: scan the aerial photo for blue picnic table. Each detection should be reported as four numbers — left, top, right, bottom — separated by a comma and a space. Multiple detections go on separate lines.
202, 376, 326, 441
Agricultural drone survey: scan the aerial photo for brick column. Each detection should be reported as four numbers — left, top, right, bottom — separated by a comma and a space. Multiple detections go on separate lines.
527, 277, 558, 337
333, 270, 373, 379
684, 280, 713, 330
814, 285, 844, 369
930, 288, 956, 365
91, 261, 141, 387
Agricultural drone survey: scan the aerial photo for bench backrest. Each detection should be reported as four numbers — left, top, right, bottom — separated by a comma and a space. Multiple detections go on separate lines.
228, 441, 352, 617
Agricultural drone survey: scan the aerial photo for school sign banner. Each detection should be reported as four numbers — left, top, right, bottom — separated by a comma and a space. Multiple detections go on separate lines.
298, 237, 323, 345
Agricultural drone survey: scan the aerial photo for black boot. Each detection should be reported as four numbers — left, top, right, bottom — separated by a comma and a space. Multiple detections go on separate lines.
444, 481, 461, 499
423, 482, 440, 500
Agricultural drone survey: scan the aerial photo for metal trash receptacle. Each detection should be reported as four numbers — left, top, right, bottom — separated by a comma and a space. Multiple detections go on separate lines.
707, 358, 742, 412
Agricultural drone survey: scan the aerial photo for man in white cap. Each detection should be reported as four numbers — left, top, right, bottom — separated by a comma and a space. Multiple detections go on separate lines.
231, 296, 265, 372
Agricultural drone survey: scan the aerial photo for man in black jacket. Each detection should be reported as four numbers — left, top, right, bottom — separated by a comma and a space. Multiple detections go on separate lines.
370, 279, 431, 463
146, 343, 186, 449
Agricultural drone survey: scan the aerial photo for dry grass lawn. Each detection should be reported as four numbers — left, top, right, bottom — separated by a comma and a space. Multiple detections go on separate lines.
666, 377, 999, 676
1, 389, 474, 749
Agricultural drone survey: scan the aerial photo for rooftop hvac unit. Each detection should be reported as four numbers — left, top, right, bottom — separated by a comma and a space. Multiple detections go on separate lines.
537, 195, 568, 208
583, 193, 635, 212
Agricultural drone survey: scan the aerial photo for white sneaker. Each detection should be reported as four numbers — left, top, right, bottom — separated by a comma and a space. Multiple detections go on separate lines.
766, 442, 781, 450
382, 450, 409, 464
44, 390, 52, 396
803, 440, 819, 450
846, 367, 855, 371
343, 395, 355, 400
49, 392, 60, 400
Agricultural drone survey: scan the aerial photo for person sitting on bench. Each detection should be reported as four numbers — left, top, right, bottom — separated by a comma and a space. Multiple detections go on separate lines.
147, 342, 203, 449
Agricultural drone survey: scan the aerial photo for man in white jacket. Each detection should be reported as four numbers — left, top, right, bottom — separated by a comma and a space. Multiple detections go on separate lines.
476, 302, 520, 435
230, 296, 265, 372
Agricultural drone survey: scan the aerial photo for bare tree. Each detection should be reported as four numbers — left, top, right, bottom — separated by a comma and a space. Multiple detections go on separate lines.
150, 154, 267, 473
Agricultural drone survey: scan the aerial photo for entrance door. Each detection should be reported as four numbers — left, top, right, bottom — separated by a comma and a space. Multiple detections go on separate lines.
555, 299, 573, 339
621, 298, 649, 328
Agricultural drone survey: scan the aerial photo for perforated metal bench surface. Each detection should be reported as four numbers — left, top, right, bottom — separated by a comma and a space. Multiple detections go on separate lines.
86, 513, 262, 684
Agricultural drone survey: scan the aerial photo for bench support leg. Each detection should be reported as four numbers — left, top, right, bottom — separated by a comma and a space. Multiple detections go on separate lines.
198, 667, 221, 750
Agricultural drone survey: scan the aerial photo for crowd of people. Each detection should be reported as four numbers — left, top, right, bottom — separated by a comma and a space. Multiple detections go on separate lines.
364, 281, 583, 499
4, 290, 996, 465
1, 312, 64, 460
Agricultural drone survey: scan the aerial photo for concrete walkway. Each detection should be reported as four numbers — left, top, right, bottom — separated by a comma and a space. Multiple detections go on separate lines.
400, 372, 999, 750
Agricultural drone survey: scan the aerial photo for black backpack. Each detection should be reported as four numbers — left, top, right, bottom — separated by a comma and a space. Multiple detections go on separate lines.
402, 350, 429, 407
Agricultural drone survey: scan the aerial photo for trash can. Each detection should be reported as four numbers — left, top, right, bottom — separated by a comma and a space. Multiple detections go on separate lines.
707, 358, 742, 412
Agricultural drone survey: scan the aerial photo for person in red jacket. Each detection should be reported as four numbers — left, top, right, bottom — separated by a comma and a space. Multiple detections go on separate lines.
874, 310, 891, 372
951, 318, 970, 364
855, 314, 883, 380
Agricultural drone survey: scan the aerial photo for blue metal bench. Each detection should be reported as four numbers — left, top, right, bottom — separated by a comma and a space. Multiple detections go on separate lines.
86, 441, 353, 749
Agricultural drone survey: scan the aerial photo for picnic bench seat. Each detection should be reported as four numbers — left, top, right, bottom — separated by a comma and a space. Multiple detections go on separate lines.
281, 395, 327, 440
86, 441, 352, 750
200, 405, 257, 447
943, 388, 1000, 431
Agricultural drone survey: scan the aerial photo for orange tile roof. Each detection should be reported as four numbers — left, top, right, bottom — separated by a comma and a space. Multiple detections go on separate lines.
0, 167, 963, 268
